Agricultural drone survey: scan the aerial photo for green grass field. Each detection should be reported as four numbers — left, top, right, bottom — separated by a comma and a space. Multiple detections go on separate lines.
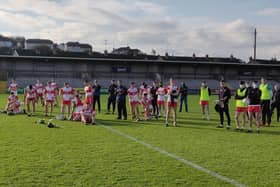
1, 94, 280, 187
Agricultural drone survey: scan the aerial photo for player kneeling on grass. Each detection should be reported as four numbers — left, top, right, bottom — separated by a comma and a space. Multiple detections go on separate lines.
70, 91, 84, 121
81, 104, 96, 125
142, 92, 152, 120
247, 81, 262, 133
44, 81, 55, 116
128, 82, 141, 121
5, 92, 22, 115
59, 82, 74, 119
165, 78, 179, 127
235, 81, 248, 131
24, 85, 36, 116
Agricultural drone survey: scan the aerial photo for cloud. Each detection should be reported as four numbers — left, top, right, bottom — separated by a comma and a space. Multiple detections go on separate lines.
0, 0, 279, 60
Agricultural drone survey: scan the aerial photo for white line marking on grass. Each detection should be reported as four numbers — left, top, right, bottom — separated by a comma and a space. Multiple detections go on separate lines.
100, 124, 246, 187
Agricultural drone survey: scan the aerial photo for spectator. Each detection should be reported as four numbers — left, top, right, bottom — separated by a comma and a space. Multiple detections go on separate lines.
271, 84, 280, 122
217, 80, 231, 129
179, 81, 188, 112
93, 80, 101, 113
259, 77, 272, 126
116, 80, 127, 120
107, 80, 117, 114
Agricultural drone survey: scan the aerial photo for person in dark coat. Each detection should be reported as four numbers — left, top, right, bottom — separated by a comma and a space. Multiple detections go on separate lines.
271, 84, 280, 122
217, 80, 231, 129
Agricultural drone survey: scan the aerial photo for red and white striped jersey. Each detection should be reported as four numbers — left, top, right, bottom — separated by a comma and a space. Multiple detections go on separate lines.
8, 95, 18, 103
35, 83, 44, 94
60, 86, 74, 101
127, 87, 139, 102
84, 86, 93, 97
25, 87, 36, 99
44, 86, 55, 100
166, 85, 179, 103
51, 82, 57, 89
9, 83, 18, 92
73, 96, 83, 113
157, 87, 166, 101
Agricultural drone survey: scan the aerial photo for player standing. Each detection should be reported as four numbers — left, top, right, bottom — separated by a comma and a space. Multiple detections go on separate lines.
51, 79, 59, 107
24, 85, 36, 116
150, 81, 159, 118
8, 79, 19, 96
156, 82, 166, 117
247, 81, 262, 133
44, 81, 55, 116
259, 77, 272, 127
34, 80, 44, 106
127, 82, 141, 121
165, 78, 179, 127
234, 81, 248, 131
199, 81, 211, 120
60, 82, 75, 119
84, 80, 94, 109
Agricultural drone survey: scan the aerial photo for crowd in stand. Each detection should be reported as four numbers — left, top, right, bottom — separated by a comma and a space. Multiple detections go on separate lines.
3, 77, 280, 132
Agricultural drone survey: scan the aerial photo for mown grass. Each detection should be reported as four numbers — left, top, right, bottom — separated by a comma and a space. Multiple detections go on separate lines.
1, 94, 280, 187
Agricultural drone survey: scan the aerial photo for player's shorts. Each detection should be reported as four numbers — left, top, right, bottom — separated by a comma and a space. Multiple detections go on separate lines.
130, 101, 140, 106
27, 97, 35, 101
37, 93, 43, 97
167, 102, 177, 108
200, 100, 209, 106
236, 107, 248, 112
62, 100, 71, 105
85, 96, 93, 104
157, 100, 165, 105
46, 99, 54, 104
248, 105, 261, 113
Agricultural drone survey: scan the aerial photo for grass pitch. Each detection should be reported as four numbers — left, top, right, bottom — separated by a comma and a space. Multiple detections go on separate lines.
1, 94, 280, 187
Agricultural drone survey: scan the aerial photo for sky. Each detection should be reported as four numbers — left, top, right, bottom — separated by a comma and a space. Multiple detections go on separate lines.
0, 0, 280, 60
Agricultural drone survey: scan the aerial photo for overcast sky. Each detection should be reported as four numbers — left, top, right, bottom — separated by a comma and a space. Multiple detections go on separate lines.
0, 0, 279, 60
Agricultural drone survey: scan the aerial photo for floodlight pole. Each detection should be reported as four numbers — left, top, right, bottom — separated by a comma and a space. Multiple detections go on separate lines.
254, 28, 257, 62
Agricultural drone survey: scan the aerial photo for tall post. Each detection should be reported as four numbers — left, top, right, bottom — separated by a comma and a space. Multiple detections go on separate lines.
254, 28, 257, 62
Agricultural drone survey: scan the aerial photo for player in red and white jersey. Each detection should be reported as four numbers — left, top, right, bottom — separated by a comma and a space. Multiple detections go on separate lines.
81, 104, 96, 125
6, 92, 21, 114
24, 85, 37, 115
127, 82, 141, 121
156, 82, 167, 117
34, 80, 44, 106
70, 91, 84, 121
51, 80, 59, 107
44, 81, 56, 116
84, 80, 94, 108
8, 79, 19, 96
139, 82, 151, 99
165, 78, 179, 127
142, 92, 153, 120
59, 82, 75, 119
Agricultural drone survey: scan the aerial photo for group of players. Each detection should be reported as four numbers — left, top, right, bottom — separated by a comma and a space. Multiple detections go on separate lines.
199, 78, 280, 133
4, 77, 280, 132
5, 79, 96, 124
4, 78, 182, 127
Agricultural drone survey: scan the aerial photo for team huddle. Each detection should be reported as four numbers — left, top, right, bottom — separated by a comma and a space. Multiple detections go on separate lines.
4, 77, 279, 132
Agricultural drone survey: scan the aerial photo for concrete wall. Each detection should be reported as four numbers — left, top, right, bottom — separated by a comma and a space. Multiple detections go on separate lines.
0, 56, 280, 88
